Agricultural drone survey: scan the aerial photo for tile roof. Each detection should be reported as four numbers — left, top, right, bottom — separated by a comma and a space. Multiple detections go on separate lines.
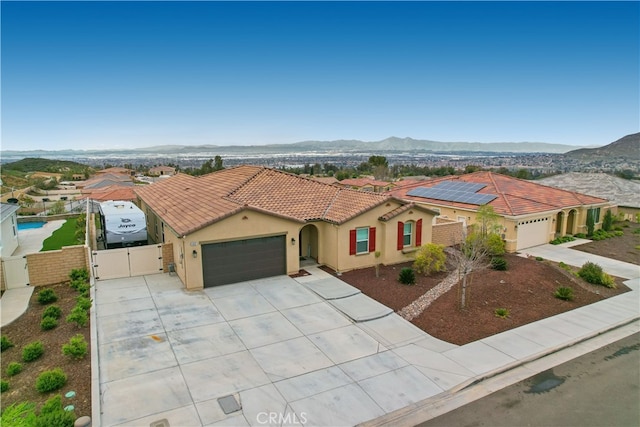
340, 178, 394, 188
390, 171, 608, 217
135, 166, 393, 236
81, 186, 137, 202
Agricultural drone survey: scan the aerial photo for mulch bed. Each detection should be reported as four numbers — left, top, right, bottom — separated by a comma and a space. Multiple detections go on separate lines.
324, 253, 630, 345
1, 282, 92, 417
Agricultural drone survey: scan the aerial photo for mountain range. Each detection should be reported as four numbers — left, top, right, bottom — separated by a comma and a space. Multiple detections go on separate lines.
1, 137, 595, 158
564, 132, 639, 158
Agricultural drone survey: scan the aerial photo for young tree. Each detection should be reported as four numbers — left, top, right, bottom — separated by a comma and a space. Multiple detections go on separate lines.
602, 209, 614, 232
475, 205, 501, 237
453, 232, 492, 309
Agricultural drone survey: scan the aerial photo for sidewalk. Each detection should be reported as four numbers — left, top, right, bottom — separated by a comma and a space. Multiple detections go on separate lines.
0, 286, 34, 327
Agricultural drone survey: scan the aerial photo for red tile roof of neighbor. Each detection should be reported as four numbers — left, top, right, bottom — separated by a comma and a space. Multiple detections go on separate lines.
135, 166, 396, 236
391, 171, 608, 217
81, 186, 137, 202
340, 178, 394, 188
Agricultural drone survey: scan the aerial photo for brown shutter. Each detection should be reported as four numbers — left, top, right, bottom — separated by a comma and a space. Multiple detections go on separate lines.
369, 227, 376, 252
349, 229, 357, 255
416, 219, 423, 247
397, 221, 404, 250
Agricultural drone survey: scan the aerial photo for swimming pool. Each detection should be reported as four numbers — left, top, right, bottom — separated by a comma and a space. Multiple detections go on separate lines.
17, 221, 46, 231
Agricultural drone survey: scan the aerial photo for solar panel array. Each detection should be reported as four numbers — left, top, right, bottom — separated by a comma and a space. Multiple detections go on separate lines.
407, 181, 497, 205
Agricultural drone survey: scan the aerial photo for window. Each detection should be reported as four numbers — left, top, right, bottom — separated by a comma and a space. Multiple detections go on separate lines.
349, 227, 376, 255
356, 228, 370, 254
587, 208, 601, 224
403, 222, 413, 246
397, 219, 423, 250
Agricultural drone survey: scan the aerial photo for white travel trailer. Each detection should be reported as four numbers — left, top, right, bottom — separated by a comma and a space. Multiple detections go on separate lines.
98, 201, 147, 249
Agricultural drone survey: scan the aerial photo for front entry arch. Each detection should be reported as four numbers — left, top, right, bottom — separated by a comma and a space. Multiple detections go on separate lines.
566, 209, 577, 235
299, 224, 319, 263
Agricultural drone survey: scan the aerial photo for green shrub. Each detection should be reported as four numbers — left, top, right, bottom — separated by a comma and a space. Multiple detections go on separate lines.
75, 296, 92, 311
75, 282, 90, 298
0, 402, 37, 426
602, 209, 614, 231
40, 316, 58, 331
558, 261, 571, 271
613, 230, 623, 236
42, 305, 62, 320
69, 279, 85, 291
494, 308, 510, 318
490, 256, 508, 271
578, 262, 616, 288
6, 362, 23, 376
66, 307, 88, 327
413, 243, 446, 276
62, 334, 88, 359
37, 288, 58, 305
1, 380, 8, 393
398, 267, 416, 285
575, 233, 587, 239
35, 394, 76, 427
535, 256, 544, 261
633, 228, 640, 235
550, 235, 576, 245
554, 286, 574, 301
69, 267, 89, 282
1, 335, 14, 352
35, 368, 67, 393
486, 233, 506, 256
22, 341, 45, 362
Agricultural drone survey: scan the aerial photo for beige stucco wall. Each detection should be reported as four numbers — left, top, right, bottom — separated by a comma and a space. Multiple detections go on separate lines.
142, 198, 436, 289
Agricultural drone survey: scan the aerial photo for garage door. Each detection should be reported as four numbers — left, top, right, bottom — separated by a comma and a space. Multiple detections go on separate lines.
516, 217, 551, 250
202, 235, 286, 287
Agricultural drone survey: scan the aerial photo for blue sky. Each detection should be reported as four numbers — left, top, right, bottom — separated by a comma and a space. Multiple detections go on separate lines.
1, 1, 638, 151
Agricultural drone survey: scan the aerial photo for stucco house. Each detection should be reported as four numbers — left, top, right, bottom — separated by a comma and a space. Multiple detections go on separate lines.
390, 171, 612, 252
135, 166, 438, 290
148, 166, 177, 177
0, 203, 20, 257
339, 177, 395, 193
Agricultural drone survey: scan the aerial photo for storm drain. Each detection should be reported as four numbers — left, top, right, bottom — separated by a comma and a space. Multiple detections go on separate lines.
150, 419, 170, 427
218, 395, 242, 414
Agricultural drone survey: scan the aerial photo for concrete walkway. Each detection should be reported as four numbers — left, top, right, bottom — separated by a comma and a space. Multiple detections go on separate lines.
0, 220, 65, 327
93, 244, 640, 427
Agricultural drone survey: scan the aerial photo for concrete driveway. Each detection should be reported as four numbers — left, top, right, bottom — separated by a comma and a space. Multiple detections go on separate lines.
95, 269, 460, 426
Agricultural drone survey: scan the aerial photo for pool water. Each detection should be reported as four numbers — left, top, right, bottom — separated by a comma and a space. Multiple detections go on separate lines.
17, 222, 46, 231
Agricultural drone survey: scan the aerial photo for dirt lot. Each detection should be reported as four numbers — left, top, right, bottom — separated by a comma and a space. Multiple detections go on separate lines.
329, 222, 637, 345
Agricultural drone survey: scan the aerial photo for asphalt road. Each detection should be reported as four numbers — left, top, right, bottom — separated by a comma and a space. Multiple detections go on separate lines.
419, 332, 640, 427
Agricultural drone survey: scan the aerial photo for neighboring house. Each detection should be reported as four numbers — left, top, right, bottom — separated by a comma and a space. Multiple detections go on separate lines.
80, 186, 137, 203
390, 171, 611, 252
148, 166, 176, 177
537, 172, 640, 222
135, 166, 438, 290
96, 167, 134, 176
339, 178, 395, 193
76, 174, 134, 190
0, 203, 20, 257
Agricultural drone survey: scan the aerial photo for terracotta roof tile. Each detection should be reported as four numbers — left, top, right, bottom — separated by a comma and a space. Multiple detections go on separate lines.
136, 166, 394, 235
389, 171, 608, 217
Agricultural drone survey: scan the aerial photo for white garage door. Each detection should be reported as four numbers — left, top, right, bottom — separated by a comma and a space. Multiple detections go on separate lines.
516, 217, 551, 250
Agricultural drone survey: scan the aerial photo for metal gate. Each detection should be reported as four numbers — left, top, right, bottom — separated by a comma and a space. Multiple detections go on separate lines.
2, 256, 30, 289
92, 244, 163, 280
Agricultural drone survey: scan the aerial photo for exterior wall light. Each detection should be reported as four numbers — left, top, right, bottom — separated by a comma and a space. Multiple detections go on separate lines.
291, 237, 296, 245
192, 250, 197, 258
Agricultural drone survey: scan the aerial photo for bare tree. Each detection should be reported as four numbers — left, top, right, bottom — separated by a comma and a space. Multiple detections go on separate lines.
451, 231, 493, 309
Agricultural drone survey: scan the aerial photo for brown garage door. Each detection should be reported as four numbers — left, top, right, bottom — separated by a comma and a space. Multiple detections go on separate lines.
202, 235, 286, 287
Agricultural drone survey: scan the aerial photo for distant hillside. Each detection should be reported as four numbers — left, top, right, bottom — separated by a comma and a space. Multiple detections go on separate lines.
565, 133, 639, 158
286, 137, 580, 153
2, 157, 89, 172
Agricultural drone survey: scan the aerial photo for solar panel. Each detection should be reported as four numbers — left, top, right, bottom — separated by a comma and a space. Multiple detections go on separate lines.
434, 181, 486, 192
406, 186, 497, 206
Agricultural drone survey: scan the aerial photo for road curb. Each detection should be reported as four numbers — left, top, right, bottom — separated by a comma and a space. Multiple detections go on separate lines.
359, 316, 640, 427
